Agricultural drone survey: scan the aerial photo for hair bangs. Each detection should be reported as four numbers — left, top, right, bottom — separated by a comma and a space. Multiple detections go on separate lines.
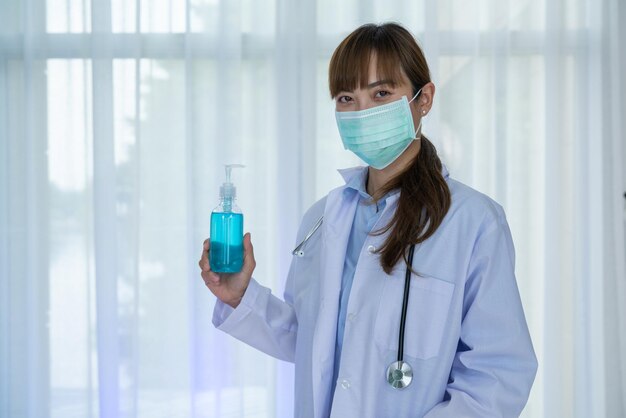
329, 25, 406, 98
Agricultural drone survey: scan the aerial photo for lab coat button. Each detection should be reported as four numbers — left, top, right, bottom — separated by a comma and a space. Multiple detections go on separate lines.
367, 245, 376, 254
340, 379, 351, 389
347, 313, 356, 322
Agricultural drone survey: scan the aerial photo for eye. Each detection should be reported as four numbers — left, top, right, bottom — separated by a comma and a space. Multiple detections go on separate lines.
375, 90, 391, 99
337, 95, 353, 104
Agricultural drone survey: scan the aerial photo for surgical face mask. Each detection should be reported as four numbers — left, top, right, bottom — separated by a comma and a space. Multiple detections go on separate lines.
335, 89, 422, 170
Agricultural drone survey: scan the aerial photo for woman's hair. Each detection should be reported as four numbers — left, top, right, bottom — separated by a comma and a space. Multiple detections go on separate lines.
328, 22, 451, 274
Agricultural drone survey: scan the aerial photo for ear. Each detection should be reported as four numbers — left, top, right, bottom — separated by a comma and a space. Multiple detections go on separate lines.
416, 82, 435, 116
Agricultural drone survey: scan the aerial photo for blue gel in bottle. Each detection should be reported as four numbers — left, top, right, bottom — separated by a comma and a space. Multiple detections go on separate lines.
210, 164, 245, 273
210, 211, 243, 273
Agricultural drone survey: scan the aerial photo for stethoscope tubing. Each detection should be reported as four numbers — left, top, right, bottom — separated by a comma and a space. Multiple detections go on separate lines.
398, 244, 416, 363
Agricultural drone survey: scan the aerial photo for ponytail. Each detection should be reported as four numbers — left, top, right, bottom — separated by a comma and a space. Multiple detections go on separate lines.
370, 137, 451, 274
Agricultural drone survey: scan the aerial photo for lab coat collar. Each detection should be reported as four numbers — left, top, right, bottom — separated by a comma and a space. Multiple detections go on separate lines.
337, 163, 450, 204
337, 166, 401, 207
341, 166, 370, 198
337, 165, 368, 185
338, 164, 450, 182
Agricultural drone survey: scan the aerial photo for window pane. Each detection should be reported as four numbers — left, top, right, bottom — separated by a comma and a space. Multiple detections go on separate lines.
435, 0, 547, 31
47, 59, 92, 192
140, 0, 186, 32
189, 0, 218, 33
317, 0, 362, 35
112, 0, 138, 33
47, 59, 97, 417
563, 0, 583, 29
134, 59, 190, 416
241, 0, 275, 35
509, 0, 546, 31
113, 59, 139, 416
47, 0, 91, 32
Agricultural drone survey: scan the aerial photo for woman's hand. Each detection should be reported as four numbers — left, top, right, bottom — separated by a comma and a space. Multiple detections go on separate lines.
199, 232, 256, 309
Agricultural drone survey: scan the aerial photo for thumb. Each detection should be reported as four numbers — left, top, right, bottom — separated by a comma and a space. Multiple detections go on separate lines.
242, 232, 256, 275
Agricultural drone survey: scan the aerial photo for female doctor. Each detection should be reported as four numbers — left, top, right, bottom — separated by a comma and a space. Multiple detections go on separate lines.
199, 22, 537, 418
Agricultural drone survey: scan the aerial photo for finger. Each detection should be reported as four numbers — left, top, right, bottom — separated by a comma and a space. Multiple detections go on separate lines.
201, 238, 209, 260
201, 270, 220, 285
242, 232, 256, 275
198, 249, 210, 271
199, 239, 211, 271
198, 257, 211, 272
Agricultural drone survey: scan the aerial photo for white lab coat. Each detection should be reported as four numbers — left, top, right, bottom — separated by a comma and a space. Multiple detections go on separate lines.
212, 165, 538, 418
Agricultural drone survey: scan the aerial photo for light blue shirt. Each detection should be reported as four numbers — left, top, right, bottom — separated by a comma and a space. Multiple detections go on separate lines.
330, 169, 395, 401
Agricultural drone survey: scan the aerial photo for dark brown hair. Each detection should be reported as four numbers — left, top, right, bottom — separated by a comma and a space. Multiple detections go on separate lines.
328, 22, 451, 274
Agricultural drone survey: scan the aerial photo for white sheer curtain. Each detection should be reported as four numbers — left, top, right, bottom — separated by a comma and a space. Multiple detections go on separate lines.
0, 0, 624, 417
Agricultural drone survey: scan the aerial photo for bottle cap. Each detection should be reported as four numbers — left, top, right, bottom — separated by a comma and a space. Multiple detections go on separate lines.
220, 164, 245, 199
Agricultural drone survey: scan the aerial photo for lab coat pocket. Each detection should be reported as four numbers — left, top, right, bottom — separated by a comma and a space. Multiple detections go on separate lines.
374, 272, 455, 360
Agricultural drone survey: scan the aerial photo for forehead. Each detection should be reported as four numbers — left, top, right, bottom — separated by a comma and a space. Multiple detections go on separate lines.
331, 48, 410, 94
366, 56, 410, 85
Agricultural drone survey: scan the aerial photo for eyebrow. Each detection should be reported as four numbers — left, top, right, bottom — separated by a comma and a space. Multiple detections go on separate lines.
337, 79, 395, 95
366, 79, 394, 89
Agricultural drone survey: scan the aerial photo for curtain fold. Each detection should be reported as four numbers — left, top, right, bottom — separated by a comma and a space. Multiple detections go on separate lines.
602, 1, 626, 417
91, 0, 120, 415
0, 55, 8, 416
0, 0, 624, 417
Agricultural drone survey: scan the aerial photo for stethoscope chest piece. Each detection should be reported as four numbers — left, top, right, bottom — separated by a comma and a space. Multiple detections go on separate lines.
386, 360, 413, 389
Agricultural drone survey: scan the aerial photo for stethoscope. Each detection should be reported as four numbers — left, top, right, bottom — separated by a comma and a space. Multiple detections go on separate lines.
292, 216, 416, 389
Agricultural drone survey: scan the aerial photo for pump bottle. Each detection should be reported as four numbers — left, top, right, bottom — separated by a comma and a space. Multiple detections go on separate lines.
210, 164, 244, 273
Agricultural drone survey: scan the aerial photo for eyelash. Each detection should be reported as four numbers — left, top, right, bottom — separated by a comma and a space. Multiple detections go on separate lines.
338, 90, 392, 103
375, 90, 390, 98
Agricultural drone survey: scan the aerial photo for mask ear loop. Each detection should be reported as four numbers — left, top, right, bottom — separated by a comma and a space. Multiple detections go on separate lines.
408, 88, 422, 104
412, 119, 423, 140
408, 88, 424, 140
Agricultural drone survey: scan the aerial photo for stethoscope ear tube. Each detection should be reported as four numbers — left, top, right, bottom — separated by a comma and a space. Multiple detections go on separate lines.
292, 216, 324, 257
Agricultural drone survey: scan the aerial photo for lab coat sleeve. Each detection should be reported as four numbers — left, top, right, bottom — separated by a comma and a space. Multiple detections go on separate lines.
423, 210, 538, 418
211, 260, 298, 363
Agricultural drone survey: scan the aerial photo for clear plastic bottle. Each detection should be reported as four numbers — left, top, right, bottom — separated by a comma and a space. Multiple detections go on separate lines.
210, 164, 245, 273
